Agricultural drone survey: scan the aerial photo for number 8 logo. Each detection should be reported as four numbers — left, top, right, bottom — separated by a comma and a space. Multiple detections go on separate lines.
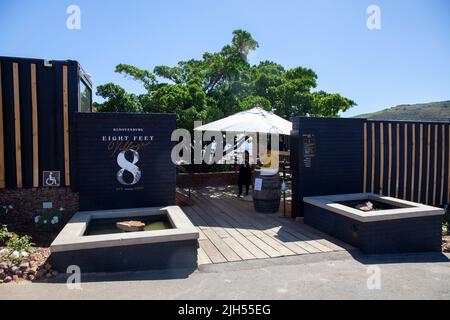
117, 149, 142, 185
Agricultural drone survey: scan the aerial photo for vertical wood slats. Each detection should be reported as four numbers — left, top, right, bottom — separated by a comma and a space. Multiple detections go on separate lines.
363, 123, 367, 193
411, 124, 416, 201
379, 123, 384, 195
13, 63, 22, 188
0, 63, 4, 188
31, 64, 39, 187
432, 125, 438, 205
371, 123, 375, 193
418, 124, 423, 203
448, 125, 450, 204
395, 124, 400, 198
425, 124, 431, 204
2, 59, 77, 190
439, 124, 445, 205
63, 66, 70, 186
403, 124, 408, 198
364, 121, 448, 207
387, 123, 392, 196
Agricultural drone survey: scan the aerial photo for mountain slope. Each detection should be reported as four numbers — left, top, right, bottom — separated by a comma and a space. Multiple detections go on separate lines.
354, 101, 450, 122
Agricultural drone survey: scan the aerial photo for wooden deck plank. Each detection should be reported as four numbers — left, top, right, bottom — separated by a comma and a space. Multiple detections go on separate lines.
263, 228, 309, 255
197, 246, 212, 265
245, 235, 283, 258
220, 198, 319, 254
238, 198, 347, 252
189, 204, 231, 239
189, 192, 271, 259
213, 188, 349, 252
183, 207, 209, 236
187, 186, 349, 264
202, 195, 295, 257
198, 239, 227, 264
222, 237, 256, 260
265, 216, 336, 252
214, 198, 297, 256
190, 193, 270, 259
222, 228, 269, 259
220, 197, 327, 253
202, 229, 242, 262
191, 203, 259, 260
191, 191, 254, 235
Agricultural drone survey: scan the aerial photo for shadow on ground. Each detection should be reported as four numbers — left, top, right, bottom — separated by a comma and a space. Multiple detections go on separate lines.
34, 266, 197, 284
348, 250, 450, 265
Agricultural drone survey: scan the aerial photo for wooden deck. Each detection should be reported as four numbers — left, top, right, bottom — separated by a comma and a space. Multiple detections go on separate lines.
181, 186, 353, 265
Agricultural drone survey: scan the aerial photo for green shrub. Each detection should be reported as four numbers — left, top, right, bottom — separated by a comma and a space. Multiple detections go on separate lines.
0, 225, 34, 263
0, 225, 12, 246
6, 233, 34, 253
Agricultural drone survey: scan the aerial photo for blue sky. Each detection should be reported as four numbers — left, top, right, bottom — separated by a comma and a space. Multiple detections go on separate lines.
0, 0, 449, 116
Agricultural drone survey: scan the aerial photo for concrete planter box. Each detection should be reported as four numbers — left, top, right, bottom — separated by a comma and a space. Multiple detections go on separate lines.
50, 206, 199, 272
304, 193, 444, 254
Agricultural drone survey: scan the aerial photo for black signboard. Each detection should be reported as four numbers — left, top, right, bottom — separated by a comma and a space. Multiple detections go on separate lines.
302, 134, 316, 168
75, 113, 176, 211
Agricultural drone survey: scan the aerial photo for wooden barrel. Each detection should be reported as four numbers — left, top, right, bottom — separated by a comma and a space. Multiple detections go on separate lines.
252, 174, 281, 213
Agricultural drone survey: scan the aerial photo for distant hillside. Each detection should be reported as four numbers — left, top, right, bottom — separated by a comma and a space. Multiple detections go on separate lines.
354, 101, 450, 122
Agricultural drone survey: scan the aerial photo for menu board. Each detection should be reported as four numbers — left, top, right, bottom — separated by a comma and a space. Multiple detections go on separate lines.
303, 134, 316, 168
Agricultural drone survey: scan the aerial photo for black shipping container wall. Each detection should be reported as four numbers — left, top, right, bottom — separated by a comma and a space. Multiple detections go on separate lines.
291, 117, 365, 218
0, 56, 91, 190
291, 117, 450, 218
75, 112, 176, 211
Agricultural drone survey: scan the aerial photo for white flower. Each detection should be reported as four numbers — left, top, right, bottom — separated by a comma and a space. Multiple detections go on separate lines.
53, 216, 59, 224
43, 220, 48, 224
11, 251, 20, 259
20, 251, 29, 257
8, 205, 13, 209
59, 207, 65, 212
34, 215, 41, 223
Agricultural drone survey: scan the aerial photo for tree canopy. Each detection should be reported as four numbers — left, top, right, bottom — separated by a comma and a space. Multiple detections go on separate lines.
94, 29, 356, 129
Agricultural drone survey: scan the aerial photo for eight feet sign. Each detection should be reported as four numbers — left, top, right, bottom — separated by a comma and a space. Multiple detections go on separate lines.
75, 113, 176, 211
102, 128, 154, 191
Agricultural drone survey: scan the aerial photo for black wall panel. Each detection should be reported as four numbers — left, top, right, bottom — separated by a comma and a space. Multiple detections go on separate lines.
75, 112, 176, 211
291, 117, 365, 218
0, 61, 16, 188
0, 56, 84, 189
291, 117, 450, 218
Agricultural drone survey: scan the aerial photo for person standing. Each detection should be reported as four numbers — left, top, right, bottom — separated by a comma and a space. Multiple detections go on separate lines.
238, 150, 252, 197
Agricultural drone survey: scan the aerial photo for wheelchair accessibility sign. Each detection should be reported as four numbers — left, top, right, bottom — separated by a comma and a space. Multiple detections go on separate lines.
43, 171, 61, 187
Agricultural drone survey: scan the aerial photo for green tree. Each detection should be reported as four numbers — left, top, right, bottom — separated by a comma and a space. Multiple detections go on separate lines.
94, 29, 356, 128
93, 83, 142, 112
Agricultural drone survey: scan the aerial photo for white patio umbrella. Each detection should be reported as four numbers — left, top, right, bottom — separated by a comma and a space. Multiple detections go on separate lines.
194, 107, 292, 135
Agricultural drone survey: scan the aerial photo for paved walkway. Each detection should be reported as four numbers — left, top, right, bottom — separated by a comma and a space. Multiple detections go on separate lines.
184, 187, 353, 265
0, 251, 448, 299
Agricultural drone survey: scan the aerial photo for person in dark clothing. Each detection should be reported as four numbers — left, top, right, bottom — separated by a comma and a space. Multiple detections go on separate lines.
238, 151, 252, 197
